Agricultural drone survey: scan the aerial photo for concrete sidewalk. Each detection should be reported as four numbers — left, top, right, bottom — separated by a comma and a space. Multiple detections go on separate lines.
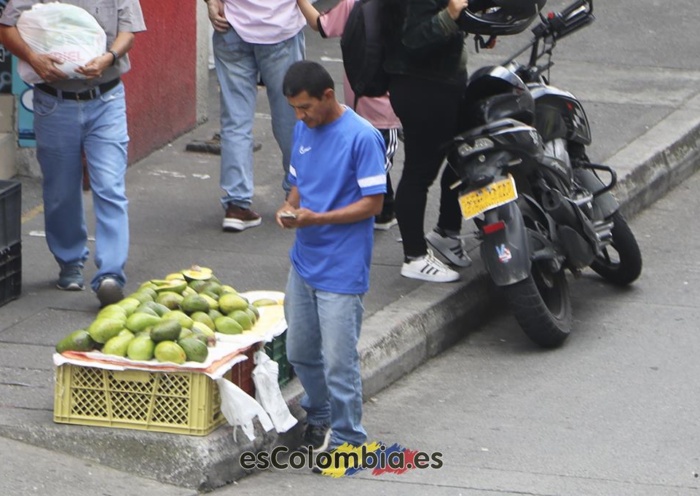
0, 0, 699, 492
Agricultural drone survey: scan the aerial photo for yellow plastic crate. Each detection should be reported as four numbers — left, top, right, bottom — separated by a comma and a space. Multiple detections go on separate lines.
54, 364, 232, 436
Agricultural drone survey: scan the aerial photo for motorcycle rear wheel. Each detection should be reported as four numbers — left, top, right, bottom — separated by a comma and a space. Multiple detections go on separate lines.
504, 264, 572, 348
590, 212, 642, 286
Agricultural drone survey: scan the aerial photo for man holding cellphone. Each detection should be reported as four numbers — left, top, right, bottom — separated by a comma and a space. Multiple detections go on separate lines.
277, 60, 386, 458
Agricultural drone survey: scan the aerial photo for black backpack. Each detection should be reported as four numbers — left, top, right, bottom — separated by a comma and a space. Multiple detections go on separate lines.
340, 0, 390, 104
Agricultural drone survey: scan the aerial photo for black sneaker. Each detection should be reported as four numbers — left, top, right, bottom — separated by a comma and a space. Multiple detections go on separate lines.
374, 211, 397, 231
96, 276, 124, 307
57, 265, 85, 291
301, 423, 331, 451
426, 227, 472, 268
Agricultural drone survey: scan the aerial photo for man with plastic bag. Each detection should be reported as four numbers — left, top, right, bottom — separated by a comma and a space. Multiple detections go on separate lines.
0, 0, 146, 306
277, 61, 386, 462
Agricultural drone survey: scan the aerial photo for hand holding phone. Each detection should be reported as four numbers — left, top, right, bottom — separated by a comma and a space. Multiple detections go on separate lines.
278, 211, 297, 219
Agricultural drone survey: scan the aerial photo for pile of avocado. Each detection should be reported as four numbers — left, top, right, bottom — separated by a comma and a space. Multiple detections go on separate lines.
55, 266, 274, 365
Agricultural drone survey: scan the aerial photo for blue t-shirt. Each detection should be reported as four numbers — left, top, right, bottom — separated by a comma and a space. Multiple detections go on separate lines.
288, 108, 386, 294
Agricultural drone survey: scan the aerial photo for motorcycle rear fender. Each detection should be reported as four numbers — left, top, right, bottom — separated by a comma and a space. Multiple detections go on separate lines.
575, 168, 619, 218
479, 202, 531, 286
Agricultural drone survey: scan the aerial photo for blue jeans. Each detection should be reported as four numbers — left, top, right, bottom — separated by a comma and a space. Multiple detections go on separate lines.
33, 83, 129, 291
213, 27, 305, 207
284, 267, 367, 449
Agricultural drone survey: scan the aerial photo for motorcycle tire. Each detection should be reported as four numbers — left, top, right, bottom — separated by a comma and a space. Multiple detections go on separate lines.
590, 212, 642, 286
503, 264, 572, 349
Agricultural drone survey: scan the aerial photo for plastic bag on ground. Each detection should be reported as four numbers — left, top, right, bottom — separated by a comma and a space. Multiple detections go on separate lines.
17, 3, 107, 84
216, 377, 273, 443
252, 350, 298, 433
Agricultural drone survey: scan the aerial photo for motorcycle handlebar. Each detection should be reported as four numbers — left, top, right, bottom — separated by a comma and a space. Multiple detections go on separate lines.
532, 0, 595, 42
561, 0, 592, 22
502, 0, 594, 75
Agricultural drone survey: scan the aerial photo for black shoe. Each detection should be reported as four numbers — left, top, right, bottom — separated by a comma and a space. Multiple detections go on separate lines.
374, 211, 397, 231
301, 423, 331, 451
57, 265, 85, 291
95, 276, 124, 307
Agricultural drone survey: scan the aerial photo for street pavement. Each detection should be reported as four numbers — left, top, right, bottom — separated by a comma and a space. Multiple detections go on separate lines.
216, 169, 700, 496
4, 161, 699, 496
0, 0, 699, 492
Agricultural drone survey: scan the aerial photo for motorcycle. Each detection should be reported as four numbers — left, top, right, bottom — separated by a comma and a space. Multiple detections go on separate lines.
447, 0, 642, 348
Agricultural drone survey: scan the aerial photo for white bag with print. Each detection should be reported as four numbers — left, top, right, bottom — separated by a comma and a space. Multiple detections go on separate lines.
16, 2, 106, 84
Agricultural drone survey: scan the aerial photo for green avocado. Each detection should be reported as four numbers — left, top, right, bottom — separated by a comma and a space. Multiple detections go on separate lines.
178, 337, 209, 363
56, 329, 96, 353
127, 334, 156, 361
151, 319, 182, 343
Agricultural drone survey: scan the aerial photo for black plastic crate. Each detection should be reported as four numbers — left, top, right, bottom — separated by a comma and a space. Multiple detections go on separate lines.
264, 330, 294, 387
0, 180, 22, 249
0, 242, 21, 307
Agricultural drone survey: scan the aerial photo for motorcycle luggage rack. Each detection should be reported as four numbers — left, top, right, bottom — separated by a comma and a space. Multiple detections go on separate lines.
573, 160, 617, 198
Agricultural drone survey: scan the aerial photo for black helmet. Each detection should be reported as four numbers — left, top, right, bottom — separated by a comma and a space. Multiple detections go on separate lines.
462, 65, 535, 127
457, 0, 546, 36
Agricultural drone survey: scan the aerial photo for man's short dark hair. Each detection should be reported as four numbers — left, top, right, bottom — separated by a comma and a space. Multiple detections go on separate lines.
283, 61, 335, 100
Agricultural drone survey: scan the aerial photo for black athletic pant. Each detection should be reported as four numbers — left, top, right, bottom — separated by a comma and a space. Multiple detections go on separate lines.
379, 128, 398, 217
389, 74, 464, 259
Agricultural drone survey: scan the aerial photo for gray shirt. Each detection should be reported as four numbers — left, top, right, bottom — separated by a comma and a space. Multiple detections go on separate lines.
0, 0, 146, 91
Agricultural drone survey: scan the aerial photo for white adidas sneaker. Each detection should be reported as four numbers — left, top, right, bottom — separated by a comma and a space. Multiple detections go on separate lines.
400, 250, 460, 283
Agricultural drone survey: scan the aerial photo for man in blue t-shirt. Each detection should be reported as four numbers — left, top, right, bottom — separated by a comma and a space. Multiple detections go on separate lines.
278, 60, 386, 457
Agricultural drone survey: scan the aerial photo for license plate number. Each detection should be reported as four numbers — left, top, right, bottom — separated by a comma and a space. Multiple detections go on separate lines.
459, 175, 518, 220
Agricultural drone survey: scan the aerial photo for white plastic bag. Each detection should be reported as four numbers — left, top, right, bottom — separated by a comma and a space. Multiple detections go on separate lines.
216, 377, 274, 443
16, 2, 107, 84
252, 350, 298, 433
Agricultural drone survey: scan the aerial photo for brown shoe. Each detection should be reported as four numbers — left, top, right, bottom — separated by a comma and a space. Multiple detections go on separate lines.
223, 204, 262, 232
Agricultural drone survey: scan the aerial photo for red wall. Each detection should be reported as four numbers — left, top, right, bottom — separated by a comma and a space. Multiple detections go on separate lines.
122, 0, 198, 164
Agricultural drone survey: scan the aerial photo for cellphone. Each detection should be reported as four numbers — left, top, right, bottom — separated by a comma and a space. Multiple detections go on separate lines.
279, 211, 297, 219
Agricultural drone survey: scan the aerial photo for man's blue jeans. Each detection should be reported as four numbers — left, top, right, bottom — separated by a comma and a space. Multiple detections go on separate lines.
33, 83, 129, 291
213, 27, 305, 208
284, 266, 367, 449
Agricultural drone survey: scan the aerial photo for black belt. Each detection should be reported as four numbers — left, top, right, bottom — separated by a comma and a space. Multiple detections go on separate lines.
35, 78, 121, 101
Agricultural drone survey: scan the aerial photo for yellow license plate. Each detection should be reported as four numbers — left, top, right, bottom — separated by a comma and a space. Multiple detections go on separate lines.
459, 175, 518, 220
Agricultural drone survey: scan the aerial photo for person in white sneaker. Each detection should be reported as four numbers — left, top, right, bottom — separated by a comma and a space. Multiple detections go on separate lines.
382, 0, 474, 282
277, 61, 386, 452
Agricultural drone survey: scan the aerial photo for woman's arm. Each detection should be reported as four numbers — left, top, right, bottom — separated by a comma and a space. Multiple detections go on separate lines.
297, 0, 356, 38
296, 0, 321, 32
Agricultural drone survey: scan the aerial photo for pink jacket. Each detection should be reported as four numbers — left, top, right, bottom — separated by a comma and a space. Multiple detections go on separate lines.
319, 0, 401, 130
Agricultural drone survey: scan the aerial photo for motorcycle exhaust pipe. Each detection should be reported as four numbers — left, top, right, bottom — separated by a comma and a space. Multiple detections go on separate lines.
541, 189, 579, 227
